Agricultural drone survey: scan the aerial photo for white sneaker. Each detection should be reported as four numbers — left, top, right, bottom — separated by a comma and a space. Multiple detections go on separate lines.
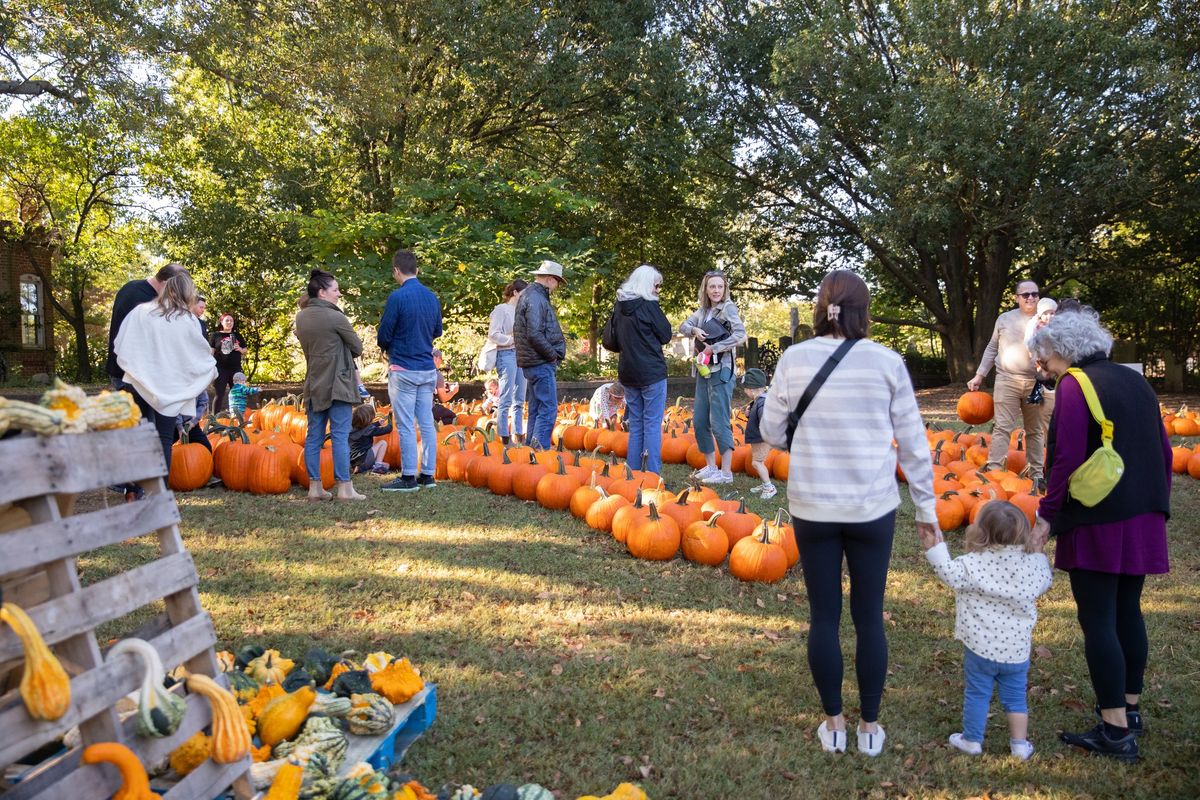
948, 732, 982, 755
749, 484, 764, 494
760, 483, 778, 500
817, 721, 846, 753
702, 471, 733, 485
692, 465, 718, 481
1010, 739, 1034, 761
856, 724, 886, 757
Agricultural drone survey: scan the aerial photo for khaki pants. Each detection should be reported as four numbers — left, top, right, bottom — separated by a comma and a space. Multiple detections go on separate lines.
986, 373, 1053, 479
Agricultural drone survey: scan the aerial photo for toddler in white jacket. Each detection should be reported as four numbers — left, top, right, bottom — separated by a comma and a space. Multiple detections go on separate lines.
922, 500, 1053, 760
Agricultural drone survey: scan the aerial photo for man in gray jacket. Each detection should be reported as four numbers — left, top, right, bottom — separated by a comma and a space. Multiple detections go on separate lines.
514, 260, 567, 449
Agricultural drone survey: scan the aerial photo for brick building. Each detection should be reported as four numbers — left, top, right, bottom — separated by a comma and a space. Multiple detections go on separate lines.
0, 235, 55, 379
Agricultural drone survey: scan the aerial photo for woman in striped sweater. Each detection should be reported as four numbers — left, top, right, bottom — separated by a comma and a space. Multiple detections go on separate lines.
760, 270, 938, 757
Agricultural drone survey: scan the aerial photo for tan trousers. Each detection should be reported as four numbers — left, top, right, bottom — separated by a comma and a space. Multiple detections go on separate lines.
986, 373, 1054, 479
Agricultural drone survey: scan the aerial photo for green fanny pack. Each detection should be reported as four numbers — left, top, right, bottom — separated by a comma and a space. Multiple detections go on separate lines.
1064, 367, 1125, 506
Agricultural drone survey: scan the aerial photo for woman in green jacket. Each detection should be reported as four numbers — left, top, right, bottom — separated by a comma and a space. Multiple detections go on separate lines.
295, 269, 365, 501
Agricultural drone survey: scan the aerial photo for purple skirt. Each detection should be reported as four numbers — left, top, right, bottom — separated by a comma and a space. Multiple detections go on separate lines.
1054, 512, 1170, 575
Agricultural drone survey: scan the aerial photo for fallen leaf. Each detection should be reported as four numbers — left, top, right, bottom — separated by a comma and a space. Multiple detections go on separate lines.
780, 771, 798, 781
1035, 645, 1053, 660
653, 687, 666, 698
462, 590, 477, 601
696, 652, 713, 660
756, 597, 765, 608
638, 765, 651, 779
1157, 698, 1173, 708
1061, 698, 1088, 713
474, 714, 486, 724
550, 663, 564, 676
536, 591, 554, 600
366, 509, 382, 516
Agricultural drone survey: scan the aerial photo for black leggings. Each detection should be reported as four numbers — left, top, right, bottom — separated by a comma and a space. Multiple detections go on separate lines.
213, 367, 238, 414
1069, 569, 1148, 709
794, 511, 895, 722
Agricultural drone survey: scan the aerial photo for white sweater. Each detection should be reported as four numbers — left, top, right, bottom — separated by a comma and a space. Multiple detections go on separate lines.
759, 336, 937, 524
926, 542, 1053, 663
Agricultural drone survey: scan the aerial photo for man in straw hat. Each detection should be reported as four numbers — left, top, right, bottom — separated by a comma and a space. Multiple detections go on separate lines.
514, 259, 567, 449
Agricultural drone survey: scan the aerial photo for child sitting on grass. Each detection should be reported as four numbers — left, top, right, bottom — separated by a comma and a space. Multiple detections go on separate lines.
922, 500, 1053, 760
227, 372, 260, 416
349, 403, 393, 474
740, 368, 775, 500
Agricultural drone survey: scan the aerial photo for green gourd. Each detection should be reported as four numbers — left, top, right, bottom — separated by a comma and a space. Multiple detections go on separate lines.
346, 692, 393, 735
106, 638, 186, 738
516, 787, 554, 800
480, 785, 519, 800
236, 644, 266, 669
310, 692, 353, 717
227, 670, 260, 702
273, 716, 349, 772
331, 669, 373, 698
282, 667, 316, 692
303, 647, 339, 687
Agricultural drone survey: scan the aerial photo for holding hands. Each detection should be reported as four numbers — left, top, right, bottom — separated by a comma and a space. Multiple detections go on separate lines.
917, 521, 943, 551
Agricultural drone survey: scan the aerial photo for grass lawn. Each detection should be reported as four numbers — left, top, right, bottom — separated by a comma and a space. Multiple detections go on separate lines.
80, 426, 1200, 798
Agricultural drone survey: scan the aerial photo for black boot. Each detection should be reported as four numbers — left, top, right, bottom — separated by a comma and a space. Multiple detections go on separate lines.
1060, 723, 1139, 762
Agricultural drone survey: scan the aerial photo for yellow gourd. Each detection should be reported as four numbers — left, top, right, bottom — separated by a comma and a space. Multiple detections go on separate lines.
246, 649, 294, 685
247, 682, 286, 717
83, 390, 141, 430
577, 785, 649, 800
185, 673, 252, 763
82, 742, 161, 800
0, 397, 66, 436
369, 657, 424, 704
264, 760, 304, 800
168, 730, 211, 777
0, 602, 71, 720
257, 685, 317, 747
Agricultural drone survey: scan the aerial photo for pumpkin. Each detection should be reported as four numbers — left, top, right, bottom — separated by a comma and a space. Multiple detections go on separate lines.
610, 488, 651, 543
331, 668, 374, 698
658, 488, 704, 532
486, 448, 519, 495
936, 491, 967, 531
185, 673, 253, 763
346, 692, 394, 735
362, 651, 395, 673
728, 525, 789, 583
625, 502, 681, 561
258, 685, 318, 747
0, 601, 71, 720
512, 451, 551, 501
681, 514, 729, 566
107, 638, 186, 738
712, 496, 761, 547
536, 456, 583, 510
215, 427, 257, 491
584, 488, 629, 533
957, 391, 995, 425
763, 509, 799, 568
265, 761, 305, 800
247, 649, 295, 685
168, 730, 211, 777
569, 472, 604, 519
249, 446, 293, 494
369, 657, 424, 704
83, 742, 161, 800
247, 682, 287, 717
169, 429, 214, 491
215, 650, 237, 673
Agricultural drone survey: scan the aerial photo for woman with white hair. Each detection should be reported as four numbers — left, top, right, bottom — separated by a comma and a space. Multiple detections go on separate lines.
601, 264, 673, 474
1029, 307, 1171, 763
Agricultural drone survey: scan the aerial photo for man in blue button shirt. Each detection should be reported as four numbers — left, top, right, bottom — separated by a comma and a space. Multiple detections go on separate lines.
378, 249, 443, 492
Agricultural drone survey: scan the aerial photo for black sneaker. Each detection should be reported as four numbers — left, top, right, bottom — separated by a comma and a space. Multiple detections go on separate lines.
416, 474, 438, 489
381, 476, 419, 493
1060, 723, 1139, 763
1095, 705, 1144, 737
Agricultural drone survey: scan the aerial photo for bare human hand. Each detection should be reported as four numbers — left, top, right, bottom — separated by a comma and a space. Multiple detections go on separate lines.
966, 375, 982, 392
1030, 516, 1051, 552
916, 521, 943, 551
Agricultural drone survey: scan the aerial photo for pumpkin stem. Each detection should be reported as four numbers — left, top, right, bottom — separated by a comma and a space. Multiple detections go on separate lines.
772, 507, 787, 526
706, 510, 725, 526
647, 501, 660, 520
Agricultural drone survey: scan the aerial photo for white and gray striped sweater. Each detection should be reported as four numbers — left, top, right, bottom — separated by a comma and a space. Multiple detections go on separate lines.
759, 336, 937, 524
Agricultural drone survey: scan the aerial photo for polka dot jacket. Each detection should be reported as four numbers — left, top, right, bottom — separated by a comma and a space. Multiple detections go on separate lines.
925, 542, 1054, 663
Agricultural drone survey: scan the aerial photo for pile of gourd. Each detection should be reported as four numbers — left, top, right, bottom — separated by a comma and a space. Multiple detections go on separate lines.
163, 644, 424, 794
0, 378, 140, 436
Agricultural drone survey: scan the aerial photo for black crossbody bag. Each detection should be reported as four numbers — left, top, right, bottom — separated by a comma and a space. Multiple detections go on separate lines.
784, 338, 857, 450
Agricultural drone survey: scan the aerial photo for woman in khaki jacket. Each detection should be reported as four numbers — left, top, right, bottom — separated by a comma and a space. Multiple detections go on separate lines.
295, 269, 365, 501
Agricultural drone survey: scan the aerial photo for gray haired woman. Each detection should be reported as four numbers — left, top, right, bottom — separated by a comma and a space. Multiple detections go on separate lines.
1029, 307, 1171, 762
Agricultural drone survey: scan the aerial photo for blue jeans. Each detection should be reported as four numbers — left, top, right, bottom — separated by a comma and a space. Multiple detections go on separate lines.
626, 379, 667, 473
961, 647, 1030, 742
693, 365, 735, 455
305, 400, 352, 483
495, 349, 526, 438
388, 369, 437, 476
522, 362, 558, 450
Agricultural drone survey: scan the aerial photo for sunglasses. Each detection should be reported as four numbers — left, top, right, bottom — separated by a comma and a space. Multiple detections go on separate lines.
1018, 292, 1040, 299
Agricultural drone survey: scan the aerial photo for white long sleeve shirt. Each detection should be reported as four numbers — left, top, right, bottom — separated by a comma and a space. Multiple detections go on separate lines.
976, 308, 1038, 379
758, 336, 937, 524
926, 542, 1053, 663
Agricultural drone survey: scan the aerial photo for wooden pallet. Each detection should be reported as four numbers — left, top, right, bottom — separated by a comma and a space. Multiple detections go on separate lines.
0, 426, 251, 800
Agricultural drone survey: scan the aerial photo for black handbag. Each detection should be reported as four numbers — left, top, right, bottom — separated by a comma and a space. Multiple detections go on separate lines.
784, 339, 857, 450
694, 314, 733, 354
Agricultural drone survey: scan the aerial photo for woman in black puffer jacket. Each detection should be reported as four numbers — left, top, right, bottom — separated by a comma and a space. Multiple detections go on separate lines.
602, 264, 673, 474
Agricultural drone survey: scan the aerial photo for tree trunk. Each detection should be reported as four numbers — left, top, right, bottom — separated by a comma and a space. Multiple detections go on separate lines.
588, 280, 601, 359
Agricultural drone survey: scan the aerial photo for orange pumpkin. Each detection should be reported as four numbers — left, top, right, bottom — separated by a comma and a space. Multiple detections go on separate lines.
728, 526, 789, 583
584, 488, 630, 532
625, 502, 681, 561
763, 509, 799, 568
248, 446, 292, 495
712, 496, 761, 548
957, 391, 995, 425
169, 430, 213, 492
681, 514, 730, 566
536, 456, 583, 510
611, 489, 651, 543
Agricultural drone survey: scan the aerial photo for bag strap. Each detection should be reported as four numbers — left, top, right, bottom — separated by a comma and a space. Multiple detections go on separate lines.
785, 338, 856, 449
1066, 368, 1114, 445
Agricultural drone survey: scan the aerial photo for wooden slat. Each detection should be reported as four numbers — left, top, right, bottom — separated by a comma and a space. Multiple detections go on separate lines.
0, 552, 198, 661
0, 427, 166, 505
0, 613, 216, 770
0, 492, 181, 579
162, 756, 252, 800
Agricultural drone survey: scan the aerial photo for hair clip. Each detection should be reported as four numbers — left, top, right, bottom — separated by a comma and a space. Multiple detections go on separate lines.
827, 304, 841, 321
